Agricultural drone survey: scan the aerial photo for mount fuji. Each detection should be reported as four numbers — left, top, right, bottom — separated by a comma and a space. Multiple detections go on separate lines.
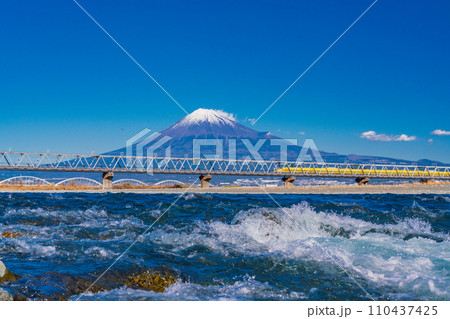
107, 108, 443, 165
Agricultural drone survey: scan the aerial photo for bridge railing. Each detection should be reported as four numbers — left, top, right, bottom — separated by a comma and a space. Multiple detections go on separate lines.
0, 151, 449, 179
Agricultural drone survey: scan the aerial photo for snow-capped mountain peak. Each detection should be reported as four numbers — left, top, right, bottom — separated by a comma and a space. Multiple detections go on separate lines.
106, 108, 443, 165
172, 108, 236, 128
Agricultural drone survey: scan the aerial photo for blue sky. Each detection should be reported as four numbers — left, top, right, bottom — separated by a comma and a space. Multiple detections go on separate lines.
1, 0, 449, 162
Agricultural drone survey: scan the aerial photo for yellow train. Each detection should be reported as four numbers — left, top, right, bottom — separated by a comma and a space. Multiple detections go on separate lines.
275, 167, 450, 177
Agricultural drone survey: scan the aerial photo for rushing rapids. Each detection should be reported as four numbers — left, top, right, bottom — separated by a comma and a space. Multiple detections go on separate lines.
0, 193, 448, 300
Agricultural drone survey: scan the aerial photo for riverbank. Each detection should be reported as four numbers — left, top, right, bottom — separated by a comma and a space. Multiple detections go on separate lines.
1, 182, 449, 194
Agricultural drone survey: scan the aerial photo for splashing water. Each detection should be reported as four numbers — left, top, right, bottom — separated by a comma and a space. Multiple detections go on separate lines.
0, 193, 448, 300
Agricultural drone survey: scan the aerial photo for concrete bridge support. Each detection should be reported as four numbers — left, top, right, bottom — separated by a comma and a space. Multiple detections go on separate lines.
355, 177, 370, 185
102, 172, 114, 190
282, 176, 296, 188
199, 174, 212, 188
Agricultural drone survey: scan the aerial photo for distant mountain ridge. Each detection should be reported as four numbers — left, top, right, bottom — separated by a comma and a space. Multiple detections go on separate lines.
107, 108, 444, 166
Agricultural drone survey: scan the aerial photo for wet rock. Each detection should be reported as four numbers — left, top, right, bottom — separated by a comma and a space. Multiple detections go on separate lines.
1, 231, 22, 238
0, 261, 17, 283
98, 234, 115, 241
124, 271, 177, 293
65, 277, 108, 296
403, 233, 444, 243
13, 293, 27, 301
0, 288, 14, 301
19, 267, 180, 300
55, 274, 111, 300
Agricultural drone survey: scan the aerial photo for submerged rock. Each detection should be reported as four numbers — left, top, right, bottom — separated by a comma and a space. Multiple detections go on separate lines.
4, 266, 179, 300
2, 231, 22, 238
0, 261, 17, 283
13, 292, 27, 301
61, 268, 178, 299
0, 288, 14, 301
124, 271, 177, 293
62, 276, 108, 298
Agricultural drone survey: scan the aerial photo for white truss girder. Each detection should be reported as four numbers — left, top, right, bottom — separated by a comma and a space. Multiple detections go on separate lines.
0, 151, 449, 180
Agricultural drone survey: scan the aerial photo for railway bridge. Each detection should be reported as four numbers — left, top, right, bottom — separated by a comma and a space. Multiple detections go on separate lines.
1, 151, 449, 189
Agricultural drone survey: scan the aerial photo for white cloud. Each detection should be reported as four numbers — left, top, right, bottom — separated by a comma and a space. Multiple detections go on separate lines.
360, 130, 417, 142
298, 132, 305, 135
395, 134, 417, 142
431, 129, 450, 136
428, 139, 433, 143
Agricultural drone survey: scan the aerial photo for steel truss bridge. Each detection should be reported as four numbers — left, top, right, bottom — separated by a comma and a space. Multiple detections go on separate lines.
0, 151, 449, 188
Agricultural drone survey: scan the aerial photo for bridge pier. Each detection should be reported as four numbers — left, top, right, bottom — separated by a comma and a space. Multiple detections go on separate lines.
282, 176, 295, 188
355, 177, 370, 185
199, 174, 212, 188
102, 172, 114, 190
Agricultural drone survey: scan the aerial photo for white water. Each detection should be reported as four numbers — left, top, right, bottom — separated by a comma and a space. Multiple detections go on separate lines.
2, 196, 448, 300
146, 202, 450, 299
74, 275, 304, 301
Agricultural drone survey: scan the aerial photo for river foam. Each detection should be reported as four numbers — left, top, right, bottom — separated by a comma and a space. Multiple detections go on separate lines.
145, 201, 449, 299
1, 193, 448, 300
